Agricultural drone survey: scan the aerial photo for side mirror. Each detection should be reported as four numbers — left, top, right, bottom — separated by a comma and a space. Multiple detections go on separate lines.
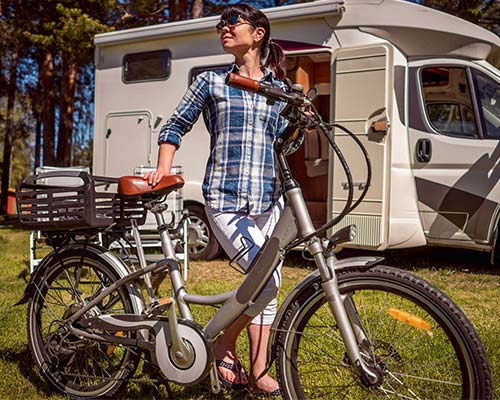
365, 108, 388, 140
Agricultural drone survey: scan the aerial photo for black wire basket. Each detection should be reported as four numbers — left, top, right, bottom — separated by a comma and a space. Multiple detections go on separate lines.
16, 171, 147, 231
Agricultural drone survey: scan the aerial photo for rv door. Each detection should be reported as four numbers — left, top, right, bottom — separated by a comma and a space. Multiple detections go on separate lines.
104, 111, 152, 177
408, 60, 500, 247
330, 45, 392, 250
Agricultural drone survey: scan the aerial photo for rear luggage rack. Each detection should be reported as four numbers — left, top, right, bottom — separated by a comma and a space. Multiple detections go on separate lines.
16, 171, 146, 231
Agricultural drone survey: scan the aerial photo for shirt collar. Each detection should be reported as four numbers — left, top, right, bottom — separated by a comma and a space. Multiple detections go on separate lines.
227, 63, 275, 82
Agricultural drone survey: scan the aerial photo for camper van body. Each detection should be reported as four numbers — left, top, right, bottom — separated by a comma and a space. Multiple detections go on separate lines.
93, 0, 500, 261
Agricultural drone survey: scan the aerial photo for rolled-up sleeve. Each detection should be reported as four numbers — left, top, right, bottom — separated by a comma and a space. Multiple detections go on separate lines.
158, 73, 210, 148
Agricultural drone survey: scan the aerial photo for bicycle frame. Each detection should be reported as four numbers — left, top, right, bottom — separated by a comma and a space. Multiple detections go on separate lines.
55, 141, 380, 388
19, 76, 384, 390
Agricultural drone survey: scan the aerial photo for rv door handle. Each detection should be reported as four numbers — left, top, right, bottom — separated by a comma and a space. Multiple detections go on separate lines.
342, 181, 366, 190
416, 138, 432, 162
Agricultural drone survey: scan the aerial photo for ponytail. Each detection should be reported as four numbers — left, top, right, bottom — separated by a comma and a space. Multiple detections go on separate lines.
263, 40, 287, 81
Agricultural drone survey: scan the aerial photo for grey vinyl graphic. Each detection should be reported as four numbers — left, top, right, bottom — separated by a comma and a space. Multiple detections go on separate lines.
415, 177, 498, 241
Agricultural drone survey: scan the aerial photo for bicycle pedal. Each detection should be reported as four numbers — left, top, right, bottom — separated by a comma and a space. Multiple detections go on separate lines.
144, 297, 174, 316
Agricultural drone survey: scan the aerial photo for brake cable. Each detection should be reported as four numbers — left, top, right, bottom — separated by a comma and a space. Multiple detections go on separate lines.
284, 100, 372, 251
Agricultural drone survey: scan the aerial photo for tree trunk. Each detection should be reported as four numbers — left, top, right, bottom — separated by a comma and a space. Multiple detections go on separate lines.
57, 58, 77, 166
40, 49, 56, 166
168, 0, 187, 21
192, 0, 203, 18
34, 118, 42, 172
0, 49, 18, 214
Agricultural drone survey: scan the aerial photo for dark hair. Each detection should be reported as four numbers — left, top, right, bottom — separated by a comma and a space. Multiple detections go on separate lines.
220, 4, 287, 81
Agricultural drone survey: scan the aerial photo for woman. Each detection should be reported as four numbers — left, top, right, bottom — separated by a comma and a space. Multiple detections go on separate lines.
145, 4, 287, 396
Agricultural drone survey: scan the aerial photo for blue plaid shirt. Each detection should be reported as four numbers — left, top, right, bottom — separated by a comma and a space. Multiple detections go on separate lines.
158, 64, 288, 214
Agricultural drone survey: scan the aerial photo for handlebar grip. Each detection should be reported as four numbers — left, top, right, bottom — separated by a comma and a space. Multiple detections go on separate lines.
225, 73, 260, 92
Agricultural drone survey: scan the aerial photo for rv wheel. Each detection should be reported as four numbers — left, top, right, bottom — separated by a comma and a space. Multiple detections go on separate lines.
185, 203, 222, 260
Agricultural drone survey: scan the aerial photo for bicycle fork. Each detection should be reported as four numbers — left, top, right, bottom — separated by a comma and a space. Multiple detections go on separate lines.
308, 238, 380, 386
285, 180, 380, 386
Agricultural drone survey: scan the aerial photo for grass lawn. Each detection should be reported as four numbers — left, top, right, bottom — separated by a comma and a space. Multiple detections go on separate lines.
0, 220, 498, 399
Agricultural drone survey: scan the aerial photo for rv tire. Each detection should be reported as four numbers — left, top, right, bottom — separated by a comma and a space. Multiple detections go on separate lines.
185, 202, 222, 260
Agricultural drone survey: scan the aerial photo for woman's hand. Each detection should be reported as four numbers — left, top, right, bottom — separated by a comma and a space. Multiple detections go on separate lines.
143, 169, 170, 187
144, 143, 177, 186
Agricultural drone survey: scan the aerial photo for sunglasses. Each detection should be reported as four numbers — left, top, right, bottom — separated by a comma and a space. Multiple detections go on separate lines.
216, 15, 253, 34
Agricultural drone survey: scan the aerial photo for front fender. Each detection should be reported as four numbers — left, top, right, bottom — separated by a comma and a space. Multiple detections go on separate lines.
15, 243, 144, 314
266, 256, 384, 371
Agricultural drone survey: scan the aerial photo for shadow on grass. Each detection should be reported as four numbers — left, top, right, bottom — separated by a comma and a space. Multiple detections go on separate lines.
281, 244, 499, 276
5, 345, 251, 400
338, 246, 499, 275
2, 347, 54, 398
120, 379, 252, 400
0, 216, 21, 229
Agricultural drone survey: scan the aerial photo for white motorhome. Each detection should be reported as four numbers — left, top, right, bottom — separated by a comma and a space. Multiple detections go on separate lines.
92, 0, 500, 263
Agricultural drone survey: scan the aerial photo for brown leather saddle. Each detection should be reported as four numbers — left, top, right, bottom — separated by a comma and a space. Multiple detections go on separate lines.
118, 175, 184, 198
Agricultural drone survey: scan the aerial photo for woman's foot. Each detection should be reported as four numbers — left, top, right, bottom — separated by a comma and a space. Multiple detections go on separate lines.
249, 373, 282, 396
215, 351, 248, 390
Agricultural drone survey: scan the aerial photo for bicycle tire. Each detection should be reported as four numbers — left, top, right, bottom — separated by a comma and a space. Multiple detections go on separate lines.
275, 265, 492, 399
27, 248, 142, 399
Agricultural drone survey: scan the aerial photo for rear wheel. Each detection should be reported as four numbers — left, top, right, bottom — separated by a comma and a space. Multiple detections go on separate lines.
27, 249, 141, 399
276, 265, 492, 399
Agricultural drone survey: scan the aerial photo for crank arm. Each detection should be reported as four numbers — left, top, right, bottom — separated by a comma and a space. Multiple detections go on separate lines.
166, 300, 195, 367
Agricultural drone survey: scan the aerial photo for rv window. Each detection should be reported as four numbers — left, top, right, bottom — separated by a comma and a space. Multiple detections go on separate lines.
123, 50, 171, 83
189, 65, 230, 84
421, 67, 478, 138
472, 70, 500, 139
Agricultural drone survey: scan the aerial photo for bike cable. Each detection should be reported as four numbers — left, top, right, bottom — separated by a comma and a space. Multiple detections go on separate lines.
284, 105, 355, 250
284, 102, 372, 251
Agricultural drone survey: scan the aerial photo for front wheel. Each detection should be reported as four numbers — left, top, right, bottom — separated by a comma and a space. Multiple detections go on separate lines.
275, 265, 492, 399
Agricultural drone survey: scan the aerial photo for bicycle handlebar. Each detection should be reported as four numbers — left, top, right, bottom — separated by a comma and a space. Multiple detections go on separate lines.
225, 73, 305, 106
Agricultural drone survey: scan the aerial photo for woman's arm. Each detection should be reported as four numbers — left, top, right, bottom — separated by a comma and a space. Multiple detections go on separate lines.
144, 143, 176, 186
143, 73, 210, 186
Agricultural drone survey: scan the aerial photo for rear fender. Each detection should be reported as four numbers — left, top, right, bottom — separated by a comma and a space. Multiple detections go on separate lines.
15, 243, 145, 314
266, 256, 384, 372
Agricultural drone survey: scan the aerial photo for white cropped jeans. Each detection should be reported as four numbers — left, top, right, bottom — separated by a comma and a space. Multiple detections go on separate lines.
205, 199, 284, 325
